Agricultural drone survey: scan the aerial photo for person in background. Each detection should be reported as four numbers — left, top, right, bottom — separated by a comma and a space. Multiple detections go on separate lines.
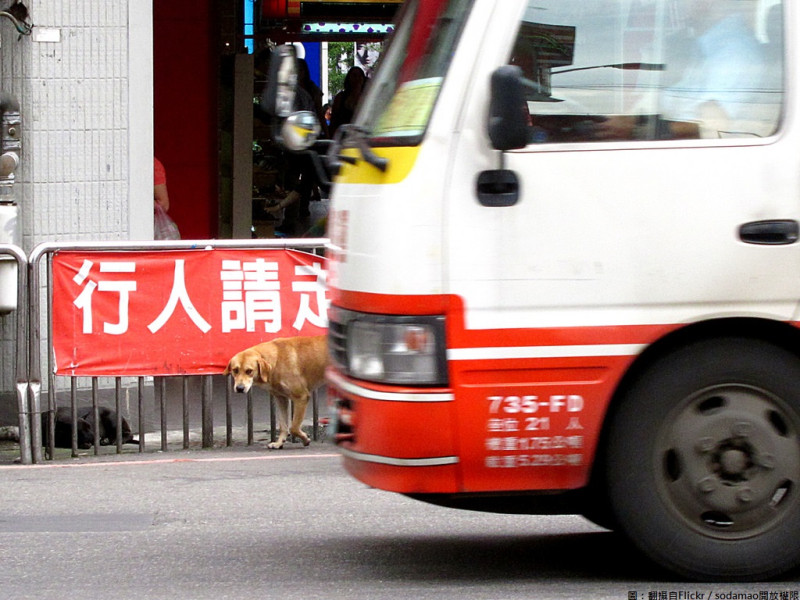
154, 157, 180, 239
266, 71, 319, 236
154, 157, 169, 212
330, 66, 366, 137
322, 103, 332, 131
297, 58, 328, 138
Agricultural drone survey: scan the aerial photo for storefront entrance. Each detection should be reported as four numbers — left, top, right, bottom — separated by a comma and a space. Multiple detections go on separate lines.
152, 0, 402, 240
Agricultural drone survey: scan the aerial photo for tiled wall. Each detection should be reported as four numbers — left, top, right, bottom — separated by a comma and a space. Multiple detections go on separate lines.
0, 0, 153, 398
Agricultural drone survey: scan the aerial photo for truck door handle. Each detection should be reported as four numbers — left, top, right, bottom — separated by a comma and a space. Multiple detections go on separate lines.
739, 220, 799, 245
477, 169, 519, 207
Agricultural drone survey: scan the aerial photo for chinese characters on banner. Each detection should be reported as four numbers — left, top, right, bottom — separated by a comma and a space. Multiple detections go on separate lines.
51, 249, 329, 376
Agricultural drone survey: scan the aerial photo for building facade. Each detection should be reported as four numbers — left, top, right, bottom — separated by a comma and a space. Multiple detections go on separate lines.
0, 1, 153, 408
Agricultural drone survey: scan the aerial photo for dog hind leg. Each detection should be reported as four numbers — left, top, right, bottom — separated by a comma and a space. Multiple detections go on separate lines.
289, 393, 311, 447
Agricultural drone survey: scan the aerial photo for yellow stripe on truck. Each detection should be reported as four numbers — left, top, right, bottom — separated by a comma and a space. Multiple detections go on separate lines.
334, 146, 421, 186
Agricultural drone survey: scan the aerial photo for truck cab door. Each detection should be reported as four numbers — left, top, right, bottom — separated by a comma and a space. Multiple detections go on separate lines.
445, 0, 797, 493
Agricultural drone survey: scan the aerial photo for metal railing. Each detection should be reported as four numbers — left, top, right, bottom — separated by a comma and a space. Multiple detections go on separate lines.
0, 244, 28, 462
18, 237, 329, 463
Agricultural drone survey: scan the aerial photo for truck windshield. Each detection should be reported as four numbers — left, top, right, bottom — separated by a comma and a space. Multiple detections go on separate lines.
356, 0, 475, 146
509, 0, 783, 142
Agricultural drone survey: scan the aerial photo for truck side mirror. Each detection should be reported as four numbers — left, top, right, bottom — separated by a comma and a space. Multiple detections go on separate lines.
262, 45, 298, 118
488, 66, 529, 151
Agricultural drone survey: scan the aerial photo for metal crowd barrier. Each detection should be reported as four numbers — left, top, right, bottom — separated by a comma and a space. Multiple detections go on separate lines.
0, 244, 28, 462
19, 238, 329, 463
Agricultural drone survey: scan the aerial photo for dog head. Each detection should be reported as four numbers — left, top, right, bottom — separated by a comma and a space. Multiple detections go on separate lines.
75, 418, 95, 449
224, 348, 271, 393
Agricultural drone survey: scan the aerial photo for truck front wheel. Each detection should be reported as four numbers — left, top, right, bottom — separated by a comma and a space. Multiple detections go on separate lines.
605, 338, 800, 580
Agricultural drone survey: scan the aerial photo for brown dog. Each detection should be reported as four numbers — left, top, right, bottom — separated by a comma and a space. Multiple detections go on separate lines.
224, 335, 328, 449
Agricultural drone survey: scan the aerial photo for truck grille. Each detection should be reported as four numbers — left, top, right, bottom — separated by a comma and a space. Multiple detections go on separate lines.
327, 308, 349, 370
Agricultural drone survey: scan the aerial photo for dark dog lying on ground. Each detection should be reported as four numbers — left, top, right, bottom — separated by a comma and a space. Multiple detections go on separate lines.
43, 406, 138, 449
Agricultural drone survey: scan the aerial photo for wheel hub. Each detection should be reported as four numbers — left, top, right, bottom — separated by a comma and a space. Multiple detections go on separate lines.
714, 440, 753, 482
658, 386, 800, 538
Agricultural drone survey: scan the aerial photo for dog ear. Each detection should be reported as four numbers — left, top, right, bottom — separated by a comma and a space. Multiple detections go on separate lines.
256, 357, 271, 383
223, 360, 232, 376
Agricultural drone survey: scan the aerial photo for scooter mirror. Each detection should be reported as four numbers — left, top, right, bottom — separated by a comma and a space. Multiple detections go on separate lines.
263, 45, 298, 118
281, 111, 322, 152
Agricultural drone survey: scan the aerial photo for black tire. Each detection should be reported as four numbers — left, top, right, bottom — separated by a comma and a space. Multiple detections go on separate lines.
605, 338, 800, 581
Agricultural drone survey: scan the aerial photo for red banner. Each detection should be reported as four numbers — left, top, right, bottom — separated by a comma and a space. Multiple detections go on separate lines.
51, 249, 329, 376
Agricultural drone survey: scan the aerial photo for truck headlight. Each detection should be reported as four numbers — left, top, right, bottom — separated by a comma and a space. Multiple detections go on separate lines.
347, 315, 447, 386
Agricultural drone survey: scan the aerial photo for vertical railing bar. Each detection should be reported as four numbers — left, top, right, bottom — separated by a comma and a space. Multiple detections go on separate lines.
40, 255, 53, 462
202, 375, 213, 448
91, 378, 99, 455
182, 376, 189, 449
27, 250, 44, 463
41, 399, 51, 461
41, 405, 51, 461
46, 365, 54, 461
269, 393, 276, 443
70, 377, 78, 457
137, 376, 145, 453
14, 379, 30, 464
312, 389, 319, 442
290, 400, 296, 444
246, 389, 253, 446
159, 377, 167, 451
2, 245, 31, 464
225, 377, 232, 447
115, 378, 122, 453
45, 254, 54, 460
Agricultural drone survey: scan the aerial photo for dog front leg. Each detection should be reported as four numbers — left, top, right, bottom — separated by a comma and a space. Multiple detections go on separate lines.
267, 396, 290, 449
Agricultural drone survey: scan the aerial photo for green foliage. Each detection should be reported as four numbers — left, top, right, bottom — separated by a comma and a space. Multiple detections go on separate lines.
327, 42, 354, 99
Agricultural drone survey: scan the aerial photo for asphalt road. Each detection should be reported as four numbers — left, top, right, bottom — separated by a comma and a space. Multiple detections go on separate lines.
0, 446, 798, 600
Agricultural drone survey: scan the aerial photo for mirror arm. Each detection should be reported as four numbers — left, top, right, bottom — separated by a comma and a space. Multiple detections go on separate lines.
271, 115, 287, 148
358, 139, 388, 172
308, 141, 333, 195
326, 125, 387, 173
